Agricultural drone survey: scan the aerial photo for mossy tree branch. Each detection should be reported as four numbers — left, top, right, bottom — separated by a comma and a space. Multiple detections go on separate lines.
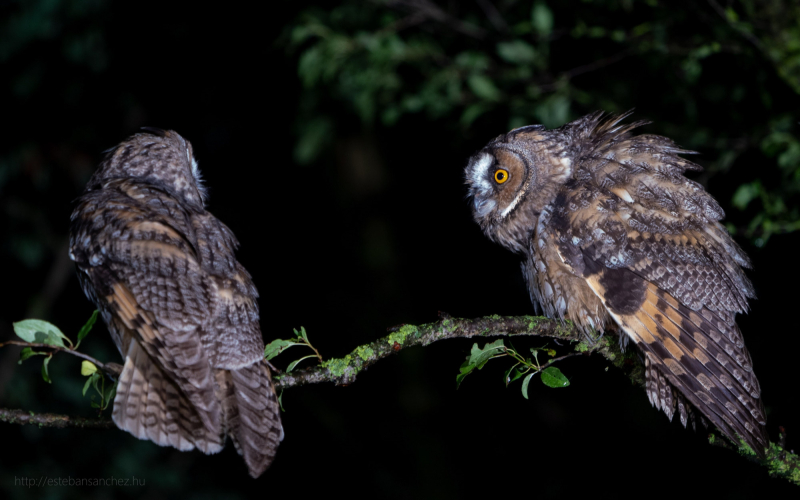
0, 408, 115, 429
271, 315, 635, 389
1, 315, 797, 486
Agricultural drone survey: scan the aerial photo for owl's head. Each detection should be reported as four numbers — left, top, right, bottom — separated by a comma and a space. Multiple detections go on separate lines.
465, 123, 576, 252
88, 129, 207, 209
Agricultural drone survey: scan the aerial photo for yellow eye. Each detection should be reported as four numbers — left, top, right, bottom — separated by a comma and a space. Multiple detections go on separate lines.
494, 169, 509, 184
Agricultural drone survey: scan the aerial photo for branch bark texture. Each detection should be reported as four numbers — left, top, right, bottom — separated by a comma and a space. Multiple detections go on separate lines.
0, 408, 114, 429
1, 315, 797, 486
272, 315, 631, 389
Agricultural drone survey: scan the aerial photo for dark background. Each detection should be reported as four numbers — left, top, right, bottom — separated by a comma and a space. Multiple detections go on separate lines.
1, 1, 799, 498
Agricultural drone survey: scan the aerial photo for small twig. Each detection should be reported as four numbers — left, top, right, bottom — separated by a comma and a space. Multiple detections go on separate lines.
538, 50, 632, 92
0, 340, 122, 379
535, 351, 584, 373
475, 0, 509, 34
305, 341, 323, 364
376, 12, 428, 35
706, 0, 766, 53
385, 0, 488, 39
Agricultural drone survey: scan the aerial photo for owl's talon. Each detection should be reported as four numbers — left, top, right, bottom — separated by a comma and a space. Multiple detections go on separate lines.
102, 362, 123, 380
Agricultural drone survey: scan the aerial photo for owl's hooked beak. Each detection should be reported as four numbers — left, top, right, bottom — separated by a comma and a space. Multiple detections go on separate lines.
473, 196, 497, 219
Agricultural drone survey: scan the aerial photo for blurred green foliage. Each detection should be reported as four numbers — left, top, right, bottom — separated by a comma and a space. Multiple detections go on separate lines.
285, 0, 800, 245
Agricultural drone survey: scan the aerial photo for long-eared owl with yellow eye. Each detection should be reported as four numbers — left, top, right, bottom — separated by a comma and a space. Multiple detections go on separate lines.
69, 129, 282, 477
465, 111, 769, 455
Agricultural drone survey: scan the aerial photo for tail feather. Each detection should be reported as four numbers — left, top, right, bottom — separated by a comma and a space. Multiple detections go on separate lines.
646, 359, 675, 422
646, 288, 765, 423
113, 340, 224, 454
218, 361, 283, 478
618, 283, 768, 455
629, 311, 759, 451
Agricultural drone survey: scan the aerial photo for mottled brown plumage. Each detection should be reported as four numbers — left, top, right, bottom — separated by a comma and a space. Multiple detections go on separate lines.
465, 112, 768, 455
69, 129, 282, 476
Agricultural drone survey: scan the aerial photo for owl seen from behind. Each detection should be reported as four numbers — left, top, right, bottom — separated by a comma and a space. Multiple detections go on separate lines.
465, 112, 768, 455
69, 129, 282, 477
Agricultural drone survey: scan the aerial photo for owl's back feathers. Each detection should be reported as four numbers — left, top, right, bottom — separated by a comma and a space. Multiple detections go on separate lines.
70, 131, 281, 477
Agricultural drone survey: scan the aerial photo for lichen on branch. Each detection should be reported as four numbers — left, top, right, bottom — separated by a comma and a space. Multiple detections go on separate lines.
273, 315, 633, 390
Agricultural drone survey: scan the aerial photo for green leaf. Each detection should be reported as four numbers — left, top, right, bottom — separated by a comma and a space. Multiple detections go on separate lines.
41, 356, 52, 384
467, 74, 501, 101
541, 366, 570, 388
534, 94, 570, 128
80, 360, 97, 376
682, 58, 702, 83
455, 51, 490, 71
294, 116, 333, 165
521, 372, 535, 399
467, 339, 505, 368
732, 182, 761, 210
13, 319, 70, 348
91, 371, 102, 395
456, 362, 475, 389
460, 102, 491, 128
264, 339, 300, 361
531, 1, 554, 36
497, 40, 537, 65
18, 347, 45, 364
278, 390, 285, 412
504, 364, 527, 386
291, 326, 310, 343
457, 339, 506, 388
104, 380, 117, 408
76, 310, 99, 345
287, 354, 317, 373
82, 376, 93, 396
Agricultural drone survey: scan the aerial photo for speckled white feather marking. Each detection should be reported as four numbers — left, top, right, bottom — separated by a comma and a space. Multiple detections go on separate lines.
500, 188, 526, 218
470, 153, 494, 192
189, 155, 208, 204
